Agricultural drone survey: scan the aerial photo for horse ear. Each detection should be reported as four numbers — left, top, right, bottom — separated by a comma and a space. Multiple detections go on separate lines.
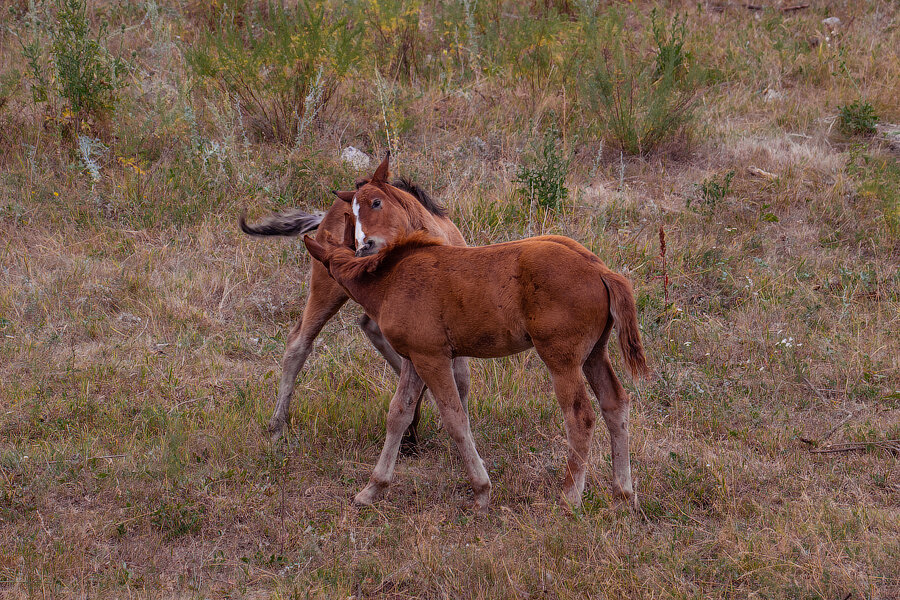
303, 235, 328, 265
371, 150, 390, 184
332, 190, 355, 203
342, 213, 356, 250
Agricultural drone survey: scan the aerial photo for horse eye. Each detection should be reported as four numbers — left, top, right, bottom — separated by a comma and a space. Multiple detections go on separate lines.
372, 199, 382, 209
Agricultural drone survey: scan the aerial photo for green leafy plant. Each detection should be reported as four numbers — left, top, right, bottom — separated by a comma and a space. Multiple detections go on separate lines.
838, 100, 878, 135
514, 125, 571, 211
187, 1, 361, 145
579, 9, 698, 155
151, 499, 204, 540
20, 0, 128, 119
689, 170, 735, 212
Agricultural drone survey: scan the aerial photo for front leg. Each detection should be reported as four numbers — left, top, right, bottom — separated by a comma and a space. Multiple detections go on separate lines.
358, 314, 424, 455
413, 354, 491, 512
353, 359, 425, 506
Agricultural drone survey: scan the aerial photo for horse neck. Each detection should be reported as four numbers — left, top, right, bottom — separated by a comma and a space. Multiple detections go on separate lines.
392, 190, 438, 235
330, 254, 387, 319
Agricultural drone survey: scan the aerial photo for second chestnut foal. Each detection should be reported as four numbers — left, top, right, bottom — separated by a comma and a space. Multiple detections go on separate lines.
304, 216, 648, 510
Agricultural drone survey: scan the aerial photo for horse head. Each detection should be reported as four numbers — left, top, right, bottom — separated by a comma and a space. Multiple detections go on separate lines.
332, 152, 430, 257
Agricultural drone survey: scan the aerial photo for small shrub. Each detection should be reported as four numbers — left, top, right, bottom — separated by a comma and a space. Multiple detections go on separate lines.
838, 100, 878, 135
689, 170, 734, 212
151, 499, 204, 539
497, 8, 574, 99
356, 0, 424, 82
187, 1, 361, 145
579, 9, 699, 155
20, 0, 128, 119
514, 125, 571, 211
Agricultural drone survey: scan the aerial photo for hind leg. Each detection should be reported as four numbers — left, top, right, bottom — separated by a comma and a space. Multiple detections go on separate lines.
548, 366, 596, 508
531, 338, 597, 508
269, 262, 348, 439
583, 342, 635, 506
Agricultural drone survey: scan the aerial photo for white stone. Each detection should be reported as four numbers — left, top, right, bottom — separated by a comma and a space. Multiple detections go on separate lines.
340, 146, 371, 170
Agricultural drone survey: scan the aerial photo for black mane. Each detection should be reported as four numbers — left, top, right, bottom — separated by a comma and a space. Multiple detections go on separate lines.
354, 176, 448, 218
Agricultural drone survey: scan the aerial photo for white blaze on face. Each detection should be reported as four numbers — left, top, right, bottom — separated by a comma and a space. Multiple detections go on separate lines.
351, 195, 366, 248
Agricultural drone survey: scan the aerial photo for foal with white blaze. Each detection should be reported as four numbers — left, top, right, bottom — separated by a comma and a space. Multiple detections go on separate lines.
305, 215, 649, 510
241, 153, 468, 451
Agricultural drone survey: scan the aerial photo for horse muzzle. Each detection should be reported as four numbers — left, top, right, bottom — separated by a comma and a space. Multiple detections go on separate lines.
355, 240, 377, 257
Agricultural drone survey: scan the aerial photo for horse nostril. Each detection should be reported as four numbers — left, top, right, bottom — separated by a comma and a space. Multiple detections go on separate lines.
356, 240, 374, 257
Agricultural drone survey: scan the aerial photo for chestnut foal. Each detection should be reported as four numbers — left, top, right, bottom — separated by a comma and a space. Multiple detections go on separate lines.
304, 216, 649, 510
240, 153, 469, 445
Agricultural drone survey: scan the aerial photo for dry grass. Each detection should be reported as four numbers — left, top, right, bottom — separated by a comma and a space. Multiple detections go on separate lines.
1, 1, 898, 598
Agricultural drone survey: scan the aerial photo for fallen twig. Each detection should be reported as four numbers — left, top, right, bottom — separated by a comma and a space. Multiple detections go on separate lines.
748, 165, 778, 180
809, 440, 900, 454
46, 454, 126, 465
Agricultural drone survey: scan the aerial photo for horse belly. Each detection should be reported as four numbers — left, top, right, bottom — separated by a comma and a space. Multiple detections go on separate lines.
453, 328, 532, 359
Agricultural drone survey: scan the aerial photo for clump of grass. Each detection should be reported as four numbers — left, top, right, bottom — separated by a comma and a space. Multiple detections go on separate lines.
689, 170, 735, 212
514, 125, 571, 212
579, 9, 699, 155
495, 8, 574, 99
150, 498, 204, 540
838, 100, 878, 135
357, 0, 424, 82
186, 2, 361, 145
20, 0, 128, 121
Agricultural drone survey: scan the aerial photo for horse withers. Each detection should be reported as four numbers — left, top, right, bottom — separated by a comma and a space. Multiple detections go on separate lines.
304, 215, 649, 511
240, 153, 469, 450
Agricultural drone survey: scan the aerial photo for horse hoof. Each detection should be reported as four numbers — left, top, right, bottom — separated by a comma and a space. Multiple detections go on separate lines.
472, 486, 491, 512
561, 488, 583, 510
353, 483, 385, 507
352, 490, 375, 507
267, 421, 285, 443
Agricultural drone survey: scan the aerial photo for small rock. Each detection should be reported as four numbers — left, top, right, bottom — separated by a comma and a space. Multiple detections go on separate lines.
117, 312, 142, 326
876, 124, 900, 154
340, 146, 371, 170
764, 88, 783, 102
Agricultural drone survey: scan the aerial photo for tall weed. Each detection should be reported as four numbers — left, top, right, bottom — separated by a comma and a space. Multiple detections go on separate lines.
187, 1, 361, 145
355, 0, 423, 81
578, 9, 698, 155
19, 0, 128, 121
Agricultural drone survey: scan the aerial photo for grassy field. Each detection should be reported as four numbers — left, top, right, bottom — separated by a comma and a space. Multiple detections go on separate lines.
1, 0, 898, 598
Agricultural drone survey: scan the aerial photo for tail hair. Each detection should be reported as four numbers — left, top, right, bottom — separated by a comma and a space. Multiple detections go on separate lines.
239, 208, 325, 237
601, 272, 650, 379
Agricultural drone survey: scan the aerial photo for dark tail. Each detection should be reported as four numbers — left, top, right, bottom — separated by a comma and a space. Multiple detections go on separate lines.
239, 208, 325, 237
600, 272, 650, 379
